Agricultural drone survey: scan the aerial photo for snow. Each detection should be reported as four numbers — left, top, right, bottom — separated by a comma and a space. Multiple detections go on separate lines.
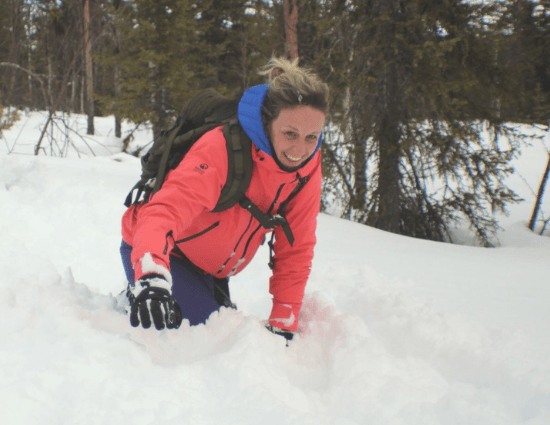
1, 110, 549, 425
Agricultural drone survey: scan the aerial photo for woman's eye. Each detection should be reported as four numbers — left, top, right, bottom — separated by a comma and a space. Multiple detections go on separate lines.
285, 131, 297, 139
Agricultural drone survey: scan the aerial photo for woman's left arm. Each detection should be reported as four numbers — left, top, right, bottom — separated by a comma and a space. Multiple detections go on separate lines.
267, 159, 323, 332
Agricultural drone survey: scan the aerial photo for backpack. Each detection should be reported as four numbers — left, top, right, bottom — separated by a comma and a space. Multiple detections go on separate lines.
124, 89, 309, 248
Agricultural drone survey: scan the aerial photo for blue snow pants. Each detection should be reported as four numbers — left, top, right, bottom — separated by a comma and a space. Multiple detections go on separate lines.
120, 241, 226, 326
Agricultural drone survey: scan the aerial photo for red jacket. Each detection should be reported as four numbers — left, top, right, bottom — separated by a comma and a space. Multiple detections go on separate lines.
121, 126, 322, 331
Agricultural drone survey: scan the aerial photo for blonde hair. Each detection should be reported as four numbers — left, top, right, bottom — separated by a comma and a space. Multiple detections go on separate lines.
259, 57, 329, 124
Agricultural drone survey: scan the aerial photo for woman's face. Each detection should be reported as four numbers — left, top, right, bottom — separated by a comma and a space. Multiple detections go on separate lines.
269, 106, 326, 169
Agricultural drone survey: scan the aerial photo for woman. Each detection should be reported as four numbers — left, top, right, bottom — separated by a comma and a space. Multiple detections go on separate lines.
120, 57, 329, 340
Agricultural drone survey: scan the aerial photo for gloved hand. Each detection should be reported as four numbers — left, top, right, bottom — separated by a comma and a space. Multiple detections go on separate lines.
265, 325, 296, 343
127, 274, 182, 330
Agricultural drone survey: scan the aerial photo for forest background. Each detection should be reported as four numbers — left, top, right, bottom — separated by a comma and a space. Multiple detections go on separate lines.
1, 0, 549, 246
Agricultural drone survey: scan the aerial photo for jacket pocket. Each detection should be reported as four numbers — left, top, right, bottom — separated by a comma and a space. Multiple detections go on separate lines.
175, 221, 220, 244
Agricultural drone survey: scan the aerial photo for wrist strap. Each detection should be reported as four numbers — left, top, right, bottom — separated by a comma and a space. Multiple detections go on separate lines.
133, 286, 171, 304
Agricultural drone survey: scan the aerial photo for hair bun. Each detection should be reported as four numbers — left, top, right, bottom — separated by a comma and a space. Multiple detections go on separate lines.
258, 56, 330, 120
271, 67, 285, 80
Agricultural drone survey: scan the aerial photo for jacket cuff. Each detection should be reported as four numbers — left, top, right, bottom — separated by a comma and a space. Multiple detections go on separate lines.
268, 302, 300, 332
133, 252, 172, 284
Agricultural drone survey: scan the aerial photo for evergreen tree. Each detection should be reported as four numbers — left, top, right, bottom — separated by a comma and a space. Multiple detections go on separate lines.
309, 0, 526, 245
194, 0, 286, 93
0, 0, 27, 109
507, 0, 550, 122
96, 0, 215, 137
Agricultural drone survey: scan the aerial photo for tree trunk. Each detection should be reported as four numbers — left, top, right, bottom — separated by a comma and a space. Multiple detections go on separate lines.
71, 71, 77, 113
283, 0, 299, 60
369, 2, 402, 234
27, 48, 33, 109
114, 26, 122, 138
369, 61, 402, 234
114, 56, 122, 138
84, 0, 94, 135
80, 73, 85, 114
4, 0, 22, 108
528, 151, 550, 232
375, 113, 402, 233
350, 112, 368, 215
47, 54, 53, 104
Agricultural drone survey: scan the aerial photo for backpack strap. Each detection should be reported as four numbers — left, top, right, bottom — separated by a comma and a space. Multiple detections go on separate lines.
124, 117, 191, 207
266, 174, 310, 269
152, 120, 186, 195
239, 197, 295, 246
213, 119, 253, 212
243, 174, 311, 257
124, 181, 143, 208
278, 174, 310, 214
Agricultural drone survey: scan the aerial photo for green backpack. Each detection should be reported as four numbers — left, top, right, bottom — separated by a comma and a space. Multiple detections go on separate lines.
124, 89, 307, 247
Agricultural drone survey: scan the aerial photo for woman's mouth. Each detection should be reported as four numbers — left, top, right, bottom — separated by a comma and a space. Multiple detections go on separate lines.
284, 152, 302, 163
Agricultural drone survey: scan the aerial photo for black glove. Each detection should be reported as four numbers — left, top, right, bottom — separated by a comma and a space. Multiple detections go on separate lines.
127, 274, 182, 330
266, 325, 296, 342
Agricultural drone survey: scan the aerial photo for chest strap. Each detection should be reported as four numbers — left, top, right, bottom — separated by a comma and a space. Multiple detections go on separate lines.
239, 197, 294, 246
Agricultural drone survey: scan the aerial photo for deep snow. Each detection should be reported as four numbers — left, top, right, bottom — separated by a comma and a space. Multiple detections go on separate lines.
0, 110, 549, 425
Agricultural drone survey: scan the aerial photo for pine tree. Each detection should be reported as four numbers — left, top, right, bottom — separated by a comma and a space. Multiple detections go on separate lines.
96, 0, 215, 138
309, 0, 527, 245
194, 0, 286, 93
0, 0, 27, 109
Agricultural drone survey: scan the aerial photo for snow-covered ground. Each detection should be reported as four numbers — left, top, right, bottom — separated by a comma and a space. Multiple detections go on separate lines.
1, 111, 549, 425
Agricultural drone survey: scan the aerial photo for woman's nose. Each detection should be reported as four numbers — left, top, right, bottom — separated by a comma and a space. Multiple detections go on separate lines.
290, 143, 307, 158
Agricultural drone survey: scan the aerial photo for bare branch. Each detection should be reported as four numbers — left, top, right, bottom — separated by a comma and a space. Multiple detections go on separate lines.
0, 62, 49, 107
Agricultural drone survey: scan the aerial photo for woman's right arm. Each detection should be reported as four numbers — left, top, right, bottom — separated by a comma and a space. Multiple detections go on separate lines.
129, 127, 229, 281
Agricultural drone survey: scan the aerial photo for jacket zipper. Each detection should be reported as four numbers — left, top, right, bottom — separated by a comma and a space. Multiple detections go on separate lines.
163, 222, 220, 255
163, 173, 301, 275
175, 222, 220, 244
216, 215, 254, 274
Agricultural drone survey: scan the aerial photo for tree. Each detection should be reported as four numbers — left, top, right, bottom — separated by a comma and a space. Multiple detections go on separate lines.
529, 150, 550, 233
84, 0, 94, 135
309, 0, 526, 245
0, 89, 19, 140
498, 1, 550, 122
194, 0, 286, 93
96, 0, 219, 138
283, 0, 299, 59
1, 0, 27, 109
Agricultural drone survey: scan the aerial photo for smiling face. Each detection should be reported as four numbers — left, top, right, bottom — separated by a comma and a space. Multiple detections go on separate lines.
269, 106, 326, 169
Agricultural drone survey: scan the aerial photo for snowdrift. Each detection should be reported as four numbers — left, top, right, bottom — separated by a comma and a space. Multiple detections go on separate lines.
1, 111, 549, 425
